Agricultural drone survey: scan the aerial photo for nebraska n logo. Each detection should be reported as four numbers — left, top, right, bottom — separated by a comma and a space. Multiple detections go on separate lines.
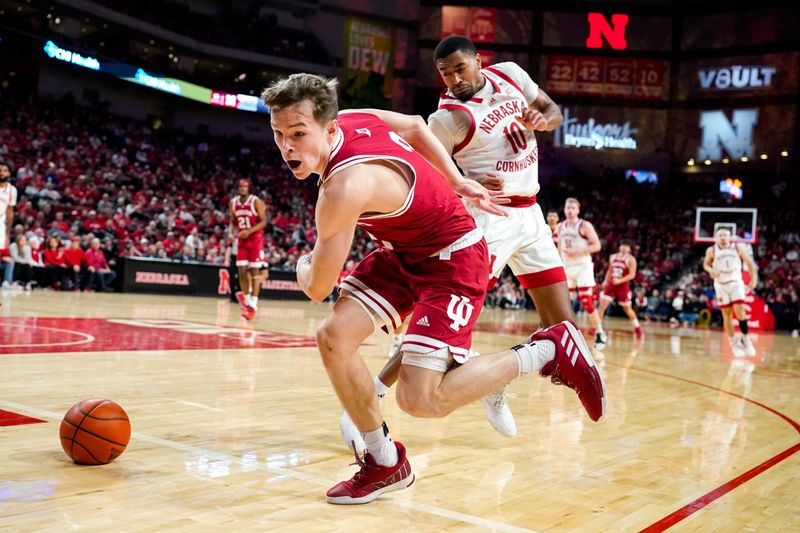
447, 295, 474, 332
697, 109, 758, 160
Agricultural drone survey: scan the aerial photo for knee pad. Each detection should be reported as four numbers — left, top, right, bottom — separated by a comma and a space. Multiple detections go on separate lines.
579, 291, 596, 313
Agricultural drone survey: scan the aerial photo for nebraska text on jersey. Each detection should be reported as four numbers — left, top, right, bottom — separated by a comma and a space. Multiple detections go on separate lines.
430, 62, 541, 199
479, 100, 527, 134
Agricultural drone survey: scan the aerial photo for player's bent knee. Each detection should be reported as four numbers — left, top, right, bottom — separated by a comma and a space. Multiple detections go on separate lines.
315, 320, 345, 360
395, 385, 449, 418
396, 351, 453, 418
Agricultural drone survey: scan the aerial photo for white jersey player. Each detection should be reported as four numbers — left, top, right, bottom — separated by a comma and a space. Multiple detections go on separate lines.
557, 198, 606, 348
703, 228, 758, 356
0, 160, 17, 252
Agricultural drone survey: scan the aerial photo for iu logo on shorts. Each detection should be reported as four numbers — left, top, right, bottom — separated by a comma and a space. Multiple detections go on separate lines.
447, 294, 474, 332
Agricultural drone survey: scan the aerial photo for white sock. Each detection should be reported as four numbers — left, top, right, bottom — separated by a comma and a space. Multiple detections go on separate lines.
513, 340, 555, 376
374, 377, 390, 398
251, 296, 258, 310
245, 294, 253, 306
632, 318, 640, 328
362, 423, 397, 467
596, 324, 604, 333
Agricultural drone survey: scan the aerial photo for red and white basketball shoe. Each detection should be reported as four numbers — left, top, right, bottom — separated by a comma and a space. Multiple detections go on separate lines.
241, 306, 256, 321
235, 291, 247, 311
326, 441, 414, 504
528, 320, 607, 422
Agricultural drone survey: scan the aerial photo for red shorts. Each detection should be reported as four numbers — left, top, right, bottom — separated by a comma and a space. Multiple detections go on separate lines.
339, 240, 488, 363
602, 282, 632, 304
236, 236, 265, 268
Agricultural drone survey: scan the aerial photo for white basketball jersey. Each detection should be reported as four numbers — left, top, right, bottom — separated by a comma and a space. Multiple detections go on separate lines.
429, 62, 540, 200
558, 219, 591, 266
0, 183, 17, 221
713, 243, 743, 283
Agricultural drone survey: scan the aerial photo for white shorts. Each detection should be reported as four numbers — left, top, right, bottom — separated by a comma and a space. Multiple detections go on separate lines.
465, 202, 565, 289
402, 346, 462, 373
0, 221, 7, 250
714, 279, 746, 308
564, 262, 596, 291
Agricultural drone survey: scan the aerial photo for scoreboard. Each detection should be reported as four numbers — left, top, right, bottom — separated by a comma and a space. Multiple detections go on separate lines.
546, 55, 665, 99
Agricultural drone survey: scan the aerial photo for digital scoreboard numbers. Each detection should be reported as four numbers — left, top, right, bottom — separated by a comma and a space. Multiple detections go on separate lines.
604, 58, 634, 97
546, 55, 577, 94
575, 57, 605, 95
546, 55, 664, 100
634, 59, 663, 99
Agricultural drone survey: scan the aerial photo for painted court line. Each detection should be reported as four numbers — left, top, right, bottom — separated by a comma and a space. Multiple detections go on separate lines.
0, 325, 95, 348
609, 364, 800, 532
0, 400, 538, 533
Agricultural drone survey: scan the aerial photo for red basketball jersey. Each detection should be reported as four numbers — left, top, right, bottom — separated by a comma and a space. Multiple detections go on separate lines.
231, 194, 260, 241
321, 112, 477, 263
609, 253, 631, 280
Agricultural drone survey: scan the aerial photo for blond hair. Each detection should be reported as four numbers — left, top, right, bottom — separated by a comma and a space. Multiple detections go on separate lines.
565, 197, 581, 208
261, 73, 339, 125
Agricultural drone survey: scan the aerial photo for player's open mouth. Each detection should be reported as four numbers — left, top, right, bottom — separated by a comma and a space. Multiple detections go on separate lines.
287, 160, 301, 170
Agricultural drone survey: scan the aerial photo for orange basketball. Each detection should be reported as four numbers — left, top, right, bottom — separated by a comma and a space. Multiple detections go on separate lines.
59, 399, 131, 465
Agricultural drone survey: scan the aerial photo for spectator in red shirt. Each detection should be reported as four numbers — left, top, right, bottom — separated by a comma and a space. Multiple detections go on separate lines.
161, 231, 179, 257
43, 236, 69, 289
272, 210, 289, 234
63, 237, 89, 290
83, 210, 105, 233
86, 237, 116, 291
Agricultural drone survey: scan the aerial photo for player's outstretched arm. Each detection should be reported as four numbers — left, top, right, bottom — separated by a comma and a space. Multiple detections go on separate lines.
343, 109, 463, 185
341, 108, 507, 216
297, 172, 364, 302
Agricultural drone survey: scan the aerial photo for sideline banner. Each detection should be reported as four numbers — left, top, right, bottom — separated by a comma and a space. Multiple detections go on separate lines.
121, 258, 305, 300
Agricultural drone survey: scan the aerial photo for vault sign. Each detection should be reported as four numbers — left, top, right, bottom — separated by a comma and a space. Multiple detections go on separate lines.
697, 109, 758, 160
698, 66, 776, 91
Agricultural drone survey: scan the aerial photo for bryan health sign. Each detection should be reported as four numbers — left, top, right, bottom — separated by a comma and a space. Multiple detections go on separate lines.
553, 107, 638, 150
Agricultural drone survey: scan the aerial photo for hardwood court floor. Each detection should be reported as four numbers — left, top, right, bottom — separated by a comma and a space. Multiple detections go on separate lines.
1, 291, 798, 532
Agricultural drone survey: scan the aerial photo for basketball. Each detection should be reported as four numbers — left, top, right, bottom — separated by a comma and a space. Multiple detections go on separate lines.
59, 399, 131, 465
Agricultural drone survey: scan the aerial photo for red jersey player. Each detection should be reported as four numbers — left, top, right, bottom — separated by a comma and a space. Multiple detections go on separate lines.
229, 179, 267, 320
598, 242, 642, 339
344, 35, 576, 451
262, 73, 605, 505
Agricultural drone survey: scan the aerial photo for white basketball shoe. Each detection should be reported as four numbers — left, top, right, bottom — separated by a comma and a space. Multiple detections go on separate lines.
729, 336, 746, 358
480, 386, 517, 437
741, 335, 756, 356
388, 334, 403, 357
